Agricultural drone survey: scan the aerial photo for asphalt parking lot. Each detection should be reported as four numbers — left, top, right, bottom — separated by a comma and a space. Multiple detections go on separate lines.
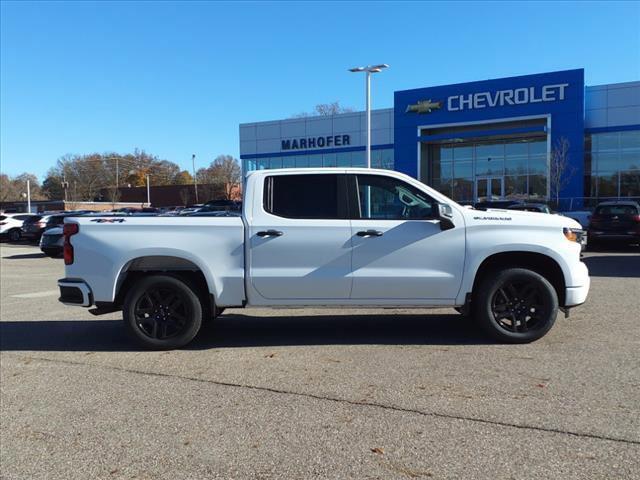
1, 243, 639, 479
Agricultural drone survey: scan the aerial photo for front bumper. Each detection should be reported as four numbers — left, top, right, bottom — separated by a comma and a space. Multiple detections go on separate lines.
564, 261, 590, 307
58, 278, 93, 307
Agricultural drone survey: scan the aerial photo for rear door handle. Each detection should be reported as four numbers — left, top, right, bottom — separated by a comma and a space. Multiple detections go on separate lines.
257, 230, 283, 237
357, 230, 383, 237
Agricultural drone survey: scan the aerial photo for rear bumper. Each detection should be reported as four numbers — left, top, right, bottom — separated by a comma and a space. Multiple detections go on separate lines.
589, 231, 640, 240
58, 278, 93, 307
21, 231, 42, 240
42, 246, 63, 257
564, 262, 590, 307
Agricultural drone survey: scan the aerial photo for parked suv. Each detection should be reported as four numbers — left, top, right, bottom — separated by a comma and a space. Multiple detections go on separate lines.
0, 213, 35, 241
21, 215, 50, 242
22, 212, 82, 243
588, 201, 640, 248
507, 203, 552, 214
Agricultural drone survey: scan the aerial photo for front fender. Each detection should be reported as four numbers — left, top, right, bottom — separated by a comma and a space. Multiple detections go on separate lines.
456, 242, 578, 305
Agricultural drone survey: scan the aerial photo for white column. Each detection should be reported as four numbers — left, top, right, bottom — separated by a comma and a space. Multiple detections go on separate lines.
146, 174, 151, 206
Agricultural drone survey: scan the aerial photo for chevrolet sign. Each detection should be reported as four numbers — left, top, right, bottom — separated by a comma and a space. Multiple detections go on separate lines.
406, 83, 570, 114
447, 83, 569, 111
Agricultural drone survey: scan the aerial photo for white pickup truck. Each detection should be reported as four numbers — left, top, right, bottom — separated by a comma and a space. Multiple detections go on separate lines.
58, 168, 590, 349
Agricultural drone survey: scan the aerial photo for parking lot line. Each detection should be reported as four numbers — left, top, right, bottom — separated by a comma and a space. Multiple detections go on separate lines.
11, 290, 59, 299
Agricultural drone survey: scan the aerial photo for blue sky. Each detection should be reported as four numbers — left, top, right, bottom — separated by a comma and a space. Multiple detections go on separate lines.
1, 0, 639, 180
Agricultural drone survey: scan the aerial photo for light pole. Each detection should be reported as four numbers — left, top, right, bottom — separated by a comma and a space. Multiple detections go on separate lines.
146, 174, 151, 206
26, 179, 31, 213
349, 64, 389, 168
192, 154, 199, 203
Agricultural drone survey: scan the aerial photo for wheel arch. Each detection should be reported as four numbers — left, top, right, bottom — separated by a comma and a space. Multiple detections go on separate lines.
469, 251, 567, 307
113, 254, 217, 313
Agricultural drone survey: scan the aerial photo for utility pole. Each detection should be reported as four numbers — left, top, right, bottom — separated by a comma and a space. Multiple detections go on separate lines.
26, 179, 31, 213
146, 174, 151, 206
192, 154, 199, 203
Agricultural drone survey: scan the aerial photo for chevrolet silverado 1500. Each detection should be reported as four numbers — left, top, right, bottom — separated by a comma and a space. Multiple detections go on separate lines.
58, 168, 590, 349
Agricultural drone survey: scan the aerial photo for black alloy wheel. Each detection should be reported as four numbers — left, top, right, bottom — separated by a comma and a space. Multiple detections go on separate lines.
490, 279, 549, 333
123, 275, 203, 349
134, 287, 191, 340
475, 268, 558, 343
8, 229, 21, 242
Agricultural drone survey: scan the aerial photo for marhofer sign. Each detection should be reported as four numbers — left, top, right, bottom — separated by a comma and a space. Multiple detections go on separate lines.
281, 135, 350, 151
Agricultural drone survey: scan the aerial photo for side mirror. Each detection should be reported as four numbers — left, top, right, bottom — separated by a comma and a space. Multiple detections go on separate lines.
437, 203, 455, 231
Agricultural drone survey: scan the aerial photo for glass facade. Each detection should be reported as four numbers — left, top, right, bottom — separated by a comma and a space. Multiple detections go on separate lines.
244, 148, 394, 173
586, 130, 640, 199
422, 136, 548, 203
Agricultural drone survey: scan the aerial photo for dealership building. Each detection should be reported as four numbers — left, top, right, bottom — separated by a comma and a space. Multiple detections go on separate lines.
239, 69, 639, 207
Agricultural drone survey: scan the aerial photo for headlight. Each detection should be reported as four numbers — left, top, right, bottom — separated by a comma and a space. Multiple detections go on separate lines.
563, 227, 584, 243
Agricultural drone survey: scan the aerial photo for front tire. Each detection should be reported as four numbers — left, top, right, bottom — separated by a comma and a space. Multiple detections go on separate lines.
123, 275, 203, 350
474, 268, 558, 343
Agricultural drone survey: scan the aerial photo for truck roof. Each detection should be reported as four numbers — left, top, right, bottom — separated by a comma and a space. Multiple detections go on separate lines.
245, 167, 403, 177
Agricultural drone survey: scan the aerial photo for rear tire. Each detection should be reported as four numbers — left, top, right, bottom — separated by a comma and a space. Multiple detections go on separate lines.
123, 275, 202, 350
8, 229, 21, 242
474, 268, 558, 343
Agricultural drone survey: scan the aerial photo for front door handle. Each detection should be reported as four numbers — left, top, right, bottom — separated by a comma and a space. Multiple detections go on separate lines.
257, 230, 283, 237
357, 230, 383, 237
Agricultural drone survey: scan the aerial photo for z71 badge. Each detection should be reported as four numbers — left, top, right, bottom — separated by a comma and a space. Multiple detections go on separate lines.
90, 218, 126, 223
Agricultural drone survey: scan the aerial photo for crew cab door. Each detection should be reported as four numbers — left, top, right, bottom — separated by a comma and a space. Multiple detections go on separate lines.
248, 173, 353, 301
348, 174, 465, 301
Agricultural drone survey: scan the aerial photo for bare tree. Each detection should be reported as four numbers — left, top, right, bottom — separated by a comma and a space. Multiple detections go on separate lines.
292, 101, 354, 118
549, 137, 576, 206
108, 186, 121, 207
0, 172, 46, 202
198, 155, 242, 201
179, 188, 191, 206
0, 173, 16, 202
42, 151, 185, 202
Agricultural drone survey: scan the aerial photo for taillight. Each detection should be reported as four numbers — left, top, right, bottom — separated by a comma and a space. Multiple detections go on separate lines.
63, 223, 79, 265
633, 215, 640, 222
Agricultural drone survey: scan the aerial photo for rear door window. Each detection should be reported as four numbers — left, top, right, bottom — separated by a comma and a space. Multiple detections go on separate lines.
264, 174, 348, 219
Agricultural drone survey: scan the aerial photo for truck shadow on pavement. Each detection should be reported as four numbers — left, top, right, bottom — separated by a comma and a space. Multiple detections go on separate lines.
0, 313, 491, 352
582, 254, 640, 278
2, 253, 47, 259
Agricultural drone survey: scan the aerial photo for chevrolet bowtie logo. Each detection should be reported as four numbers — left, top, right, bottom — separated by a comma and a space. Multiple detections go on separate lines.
405, 99, 443, 114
